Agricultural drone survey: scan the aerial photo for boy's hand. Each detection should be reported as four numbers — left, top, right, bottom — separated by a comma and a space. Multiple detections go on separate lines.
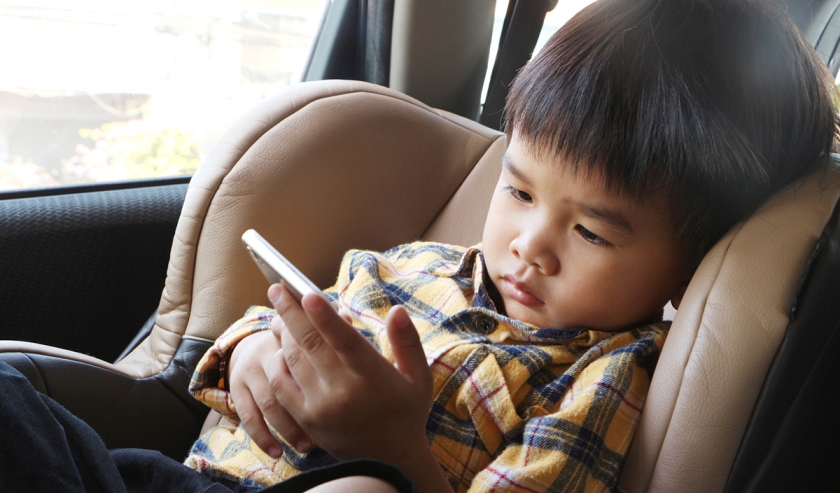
267, 284, 450, 492
228, 313, 311, 459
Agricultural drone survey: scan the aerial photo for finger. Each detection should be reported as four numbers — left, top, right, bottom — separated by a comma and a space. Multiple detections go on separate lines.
265, 351, 314, 453
267, 283, 284, 308
338, 307, 354, 325
236, 358, 315, 457
278, 316, 321, 392
270, 285, 336, 371
231, 380, 285, 459
270, 313, 286, 340
385, 306, 431, 390
300, 293, 369, 363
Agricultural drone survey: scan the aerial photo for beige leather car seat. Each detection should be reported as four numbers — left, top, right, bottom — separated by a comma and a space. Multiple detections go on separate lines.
119, 79, 506, 377
618, 168, 840, 492
1, 80, 838, 492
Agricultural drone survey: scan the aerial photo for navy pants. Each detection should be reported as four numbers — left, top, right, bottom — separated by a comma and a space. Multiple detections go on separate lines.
0, 361, 414, 493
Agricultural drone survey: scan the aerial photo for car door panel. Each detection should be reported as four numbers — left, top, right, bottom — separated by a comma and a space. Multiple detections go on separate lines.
0, 182, 187, 362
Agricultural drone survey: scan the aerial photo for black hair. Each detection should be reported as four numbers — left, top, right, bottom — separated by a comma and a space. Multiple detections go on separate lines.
505, 0, 839, 266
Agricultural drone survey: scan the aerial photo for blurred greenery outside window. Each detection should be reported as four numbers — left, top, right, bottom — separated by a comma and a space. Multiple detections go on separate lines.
0, 0, 325, 191
1, 0, 597, 192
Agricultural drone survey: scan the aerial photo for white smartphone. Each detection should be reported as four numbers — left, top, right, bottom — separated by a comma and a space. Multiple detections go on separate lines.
241, 229, 321, 301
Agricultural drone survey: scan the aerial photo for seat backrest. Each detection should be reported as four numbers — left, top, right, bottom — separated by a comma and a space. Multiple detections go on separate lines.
117, 80, 506, 377
619, 168, 840, 492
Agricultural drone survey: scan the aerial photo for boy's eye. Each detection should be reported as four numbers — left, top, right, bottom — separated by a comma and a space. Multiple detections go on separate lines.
576, 225, 609, 246
503, 185, 532, 202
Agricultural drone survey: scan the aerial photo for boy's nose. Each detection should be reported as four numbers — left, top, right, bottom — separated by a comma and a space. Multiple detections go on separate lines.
510, 230, 559, 276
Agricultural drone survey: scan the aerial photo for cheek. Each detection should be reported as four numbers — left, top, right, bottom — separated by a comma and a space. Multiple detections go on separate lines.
481, 226, 504, 275
631, 238, 687, 285
603, 254, 662, 293
596, 249, 684, 315
562, 252, 618, 299
482, 195, 508, 248
481, 198, 518, 281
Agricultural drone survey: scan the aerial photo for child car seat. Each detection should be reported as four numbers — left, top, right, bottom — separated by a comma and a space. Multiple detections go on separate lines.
1, 81, 838, 492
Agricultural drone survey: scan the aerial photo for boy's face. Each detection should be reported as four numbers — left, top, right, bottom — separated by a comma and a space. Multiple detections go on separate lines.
482, 135, 689, 331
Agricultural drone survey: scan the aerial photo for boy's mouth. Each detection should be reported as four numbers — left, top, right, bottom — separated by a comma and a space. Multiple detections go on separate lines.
501, 276, 544, 307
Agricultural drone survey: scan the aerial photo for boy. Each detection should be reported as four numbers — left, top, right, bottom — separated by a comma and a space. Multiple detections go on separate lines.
186, 0, 838, 492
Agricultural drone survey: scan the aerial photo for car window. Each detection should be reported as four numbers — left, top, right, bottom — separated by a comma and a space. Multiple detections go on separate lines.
481, 0, 596, 105
0, 0, 325, 191
535, 0, 598, 53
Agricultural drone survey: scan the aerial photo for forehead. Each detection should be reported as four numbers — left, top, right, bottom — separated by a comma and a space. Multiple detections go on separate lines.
509, 130, 650, 194
504, 134, 659, 199
503, 134, 678, 232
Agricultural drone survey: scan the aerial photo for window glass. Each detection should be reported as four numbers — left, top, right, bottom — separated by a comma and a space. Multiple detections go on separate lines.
0, 0, 325, 191
481, 0, 597, 105
535, 0, 597, 53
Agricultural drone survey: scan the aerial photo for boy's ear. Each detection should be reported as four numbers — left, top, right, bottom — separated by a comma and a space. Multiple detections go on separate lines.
670, 280, 690, 310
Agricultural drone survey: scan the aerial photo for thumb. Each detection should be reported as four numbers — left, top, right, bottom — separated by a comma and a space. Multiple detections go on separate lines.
385, 306, 430, 389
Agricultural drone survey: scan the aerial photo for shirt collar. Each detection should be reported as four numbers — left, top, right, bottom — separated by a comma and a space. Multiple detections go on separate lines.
450, 245, 499, 312
451, 244, 594, 341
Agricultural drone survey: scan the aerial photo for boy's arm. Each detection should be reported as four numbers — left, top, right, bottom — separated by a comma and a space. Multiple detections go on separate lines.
188, 305, 276, 419
267, 283, 455, 493
188, 284, 344, 417
190, 249, 359, 458
189, 302, 322, 459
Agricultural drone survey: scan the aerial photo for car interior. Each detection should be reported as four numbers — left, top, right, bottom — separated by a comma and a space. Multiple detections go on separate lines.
2, 0, 840, 491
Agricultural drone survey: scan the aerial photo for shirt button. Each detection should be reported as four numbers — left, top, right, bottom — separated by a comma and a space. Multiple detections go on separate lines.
475, 316, 497, 334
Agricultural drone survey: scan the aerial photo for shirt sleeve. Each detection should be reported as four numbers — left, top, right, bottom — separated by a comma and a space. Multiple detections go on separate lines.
188, 305, 277, 421
466, 326, 667, 493
188, 260, 349, 421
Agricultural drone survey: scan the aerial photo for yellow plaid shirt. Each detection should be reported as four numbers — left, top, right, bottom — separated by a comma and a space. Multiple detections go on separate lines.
185, 242, 668, 492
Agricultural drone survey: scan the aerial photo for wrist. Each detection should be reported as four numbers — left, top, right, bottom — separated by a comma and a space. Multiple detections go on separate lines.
382, 437, 453, 493
228, 328, 274, 387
